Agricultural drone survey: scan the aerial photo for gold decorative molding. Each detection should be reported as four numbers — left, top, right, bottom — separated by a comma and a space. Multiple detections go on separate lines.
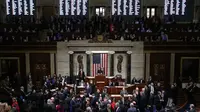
88, 35, 112, 43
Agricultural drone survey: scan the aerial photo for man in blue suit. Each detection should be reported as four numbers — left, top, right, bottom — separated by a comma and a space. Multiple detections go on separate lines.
127, 103, 137, 112
70, 96, 76, 112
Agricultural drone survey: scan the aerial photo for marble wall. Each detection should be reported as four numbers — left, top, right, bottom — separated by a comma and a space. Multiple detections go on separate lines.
57, 41, 144, 80
57, 42, 69, 76
131, 43, 144, 80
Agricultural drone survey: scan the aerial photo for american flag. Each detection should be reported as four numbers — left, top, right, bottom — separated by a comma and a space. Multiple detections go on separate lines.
93, 53, 108, 76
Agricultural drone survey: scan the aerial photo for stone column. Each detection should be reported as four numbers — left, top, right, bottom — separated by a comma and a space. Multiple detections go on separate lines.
107, 53, 111, 76
69, 51, 74, 78
199, 59, 200, 82
170, 53, 175, 84
145, 53, 150, 82
90, 53, 93, 76
0, 0, 6, 23
193, 0, 196, 22
0, 59, 1, 74
108, 51, 115, 77
86, 51, 91, 76
140, 0, 144, 17
127, 51, 132, 84
50, 53, 55, 75
131, 42, 144, 80
57, 42, 70, 77
159, 7, 164, 19
25, 53, 30, 74
36, 6, 43, 20
89, 6, 93, 19
110, 53, 114, 76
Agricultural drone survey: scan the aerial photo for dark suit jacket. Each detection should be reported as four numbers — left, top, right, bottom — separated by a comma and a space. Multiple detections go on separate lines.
120, 90, 128, 97
189, 109, 196, 112
139, 93, 147, 108
97, 69, 104, 74
116, 107, 121, 112
127, 107, 137, 112
78, 71, 85, 81
75, 108, 83, 112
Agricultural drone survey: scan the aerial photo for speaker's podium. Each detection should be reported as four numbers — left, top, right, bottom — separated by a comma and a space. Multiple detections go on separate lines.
95, 75, 107, 92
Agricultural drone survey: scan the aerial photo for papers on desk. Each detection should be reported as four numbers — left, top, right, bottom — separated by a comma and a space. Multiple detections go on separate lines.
87, 76, 94, 79
114, 86, 125, 88
80, 94, 93, 97
105, 85, 134, 88
77, 86, 85, 88
80, 94, 132, 98
86, 76, 114, 79
111, 94, 133, 97
80, 94, 84, 97
66, 84, 74, 88
107, 76, 114, 79
126, 84, 133, 86
96, 81, 105, 84
50, 88, 58, 92
105, 86, 125, 88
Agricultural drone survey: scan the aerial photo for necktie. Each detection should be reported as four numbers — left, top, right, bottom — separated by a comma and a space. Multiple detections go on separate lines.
116, 107, 119, 112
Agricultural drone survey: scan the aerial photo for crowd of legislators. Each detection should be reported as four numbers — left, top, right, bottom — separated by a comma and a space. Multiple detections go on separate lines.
0, 71, 198, 112
0, 15, 200, 42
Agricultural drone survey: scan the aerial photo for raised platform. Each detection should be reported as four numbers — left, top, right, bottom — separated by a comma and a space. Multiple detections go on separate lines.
79, 94, 133, 101
66, 83, 145, 94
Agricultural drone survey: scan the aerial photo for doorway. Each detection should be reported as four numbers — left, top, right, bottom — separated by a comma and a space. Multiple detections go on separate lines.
146, 7, 156, 18
95, 7, 105, 16
0, 57, 20, 83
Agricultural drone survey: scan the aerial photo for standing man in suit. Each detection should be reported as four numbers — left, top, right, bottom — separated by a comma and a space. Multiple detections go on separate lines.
120, 87, 128, 104
115, 103, 121, 112
127, 103, 137, 112
78, 69, 85, 85
139, 88, 147, 112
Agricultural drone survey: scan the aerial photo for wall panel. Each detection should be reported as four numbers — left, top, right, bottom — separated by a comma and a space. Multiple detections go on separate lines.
174, 53, 200, 82
36, 0, 58, 6
89, 0, 111, 6
42, 6, 57, 17
150, 53, 170, 86
30, 53, 50, 85
0, 53, 25, 76
73, 53, 87, 76
0, 53, 26, 86
143, 0, 164, 6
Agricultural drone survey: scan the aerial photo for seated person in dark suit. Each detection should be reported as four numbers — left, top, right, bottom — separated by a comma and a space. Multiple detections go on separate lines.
115, 82, 119, 86
120, 87, 128, 97
114, 75, 123, 86
108, 80, 113, 86
120, 87, 128, 104
131, 77, 137, 84
138, 79, 145, 84
97, 67, 104, 75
